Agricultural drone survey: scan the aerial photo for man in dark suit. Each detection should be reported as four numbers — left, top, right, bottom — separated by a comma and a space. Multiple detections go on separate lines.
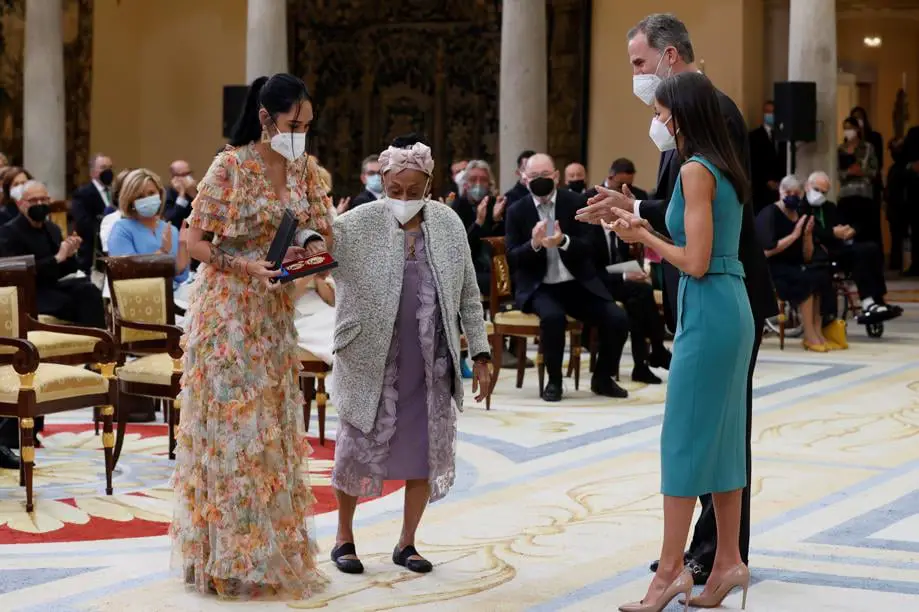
585, 158, 650, 201
505, 153, 629, 402
588, 222, 670, 385
163, 159, 196, 229
749, 100, 786, 214
345, 154, 384, 212
902, 125, 919, 275
70, 153, 114, 273
577, 13, 777, 585
503, 149, 535, 206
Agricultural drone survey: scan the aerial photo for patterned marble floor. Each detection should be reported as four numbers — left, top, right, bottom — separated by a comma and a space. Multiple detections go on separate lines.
1, 281, 918, 611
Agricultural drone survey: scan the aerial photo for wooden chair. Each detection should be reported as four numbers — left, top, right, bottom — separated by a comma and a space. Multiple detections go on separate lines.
49, 200, 69, 237
102, 255, 183, 467
481, 237, 582, 396
299, 348, 330, 445
0, 257, 119, 512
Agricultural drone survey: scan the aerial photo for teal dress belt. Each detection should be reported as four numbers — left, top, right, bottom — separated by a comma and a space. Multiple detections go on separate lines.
679, 256, 745, 278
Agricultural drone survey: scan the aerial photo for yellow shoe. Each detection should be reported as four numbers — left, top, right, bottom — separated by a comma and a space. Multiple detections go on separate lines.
824, 341, 843, 350
802, 341, 829, 353
822, 319, 849, 349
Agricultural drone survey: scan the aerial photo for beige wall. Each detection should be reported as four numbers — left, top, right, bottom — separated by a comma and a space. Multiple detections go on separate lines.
587, 0, 764, 191
90, 0, 246, 183
837, 16, 919, 159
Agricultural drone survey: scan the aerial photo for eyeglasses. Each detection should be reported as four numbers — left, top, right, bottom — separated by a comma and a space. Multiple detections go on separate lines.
25, 198, 51, 205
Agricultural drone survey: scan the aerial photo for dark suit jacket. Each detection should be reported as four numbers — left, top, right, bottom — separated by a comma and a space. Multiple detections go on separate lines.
505, 188, 611, 311
70, 182, 107, 273
903, 126, 919, 164
450, 195, 505, 273
588, 224, 634, 290
503, 181, 530, 207
349, 189, 379, 211
164, 187, 194, 229
749, 125, 785, 213
0, 215, 79, 311
639, 88, 777, 324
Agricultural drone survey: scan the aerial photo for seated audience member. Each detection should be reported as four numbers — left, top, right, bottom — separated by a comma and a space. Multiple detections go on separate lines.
107, 169, 190, 288
505, 153, 629, 401
346, 154, 384, 212
71, 153, 115, 273
504, 149, 536, 206
450, 159, 507, 294
0, 166, 33, 224
99, 168, 134, 254
755, 175, 835, 352
589, 225, 671, 383
564, 162, 587, 194
804, 171, 901, 325
0, 180, 105, 328
163, 159, 196, 229
586, 158, 650, 200
293, 275, 336, 364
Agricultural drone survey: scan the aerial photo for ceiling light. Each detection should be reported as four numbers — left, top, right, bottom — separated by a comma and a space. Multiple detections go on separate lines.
863, 36, 882, 48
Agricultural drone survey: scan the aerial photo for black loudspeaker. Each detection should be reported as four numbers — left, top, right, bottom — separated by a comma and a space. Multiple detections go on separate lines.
222, 85, 248, 139
773, 81, 817, 142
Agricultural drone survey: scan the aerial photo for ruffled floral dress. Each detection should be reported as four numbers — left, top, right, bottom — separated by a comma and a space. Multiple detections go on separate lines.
170, 144, 329, 599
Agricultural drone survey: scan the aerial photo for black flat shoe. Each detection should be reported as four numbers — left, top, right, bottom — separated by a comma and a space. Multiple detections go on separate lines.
0, 446, 20, 470
591, 377, 628, 398
541, 381, 563, 402
331, 542, 364, 574
631, 365, 662, 384
648, 348, 672, 369
393, 544, 433, 573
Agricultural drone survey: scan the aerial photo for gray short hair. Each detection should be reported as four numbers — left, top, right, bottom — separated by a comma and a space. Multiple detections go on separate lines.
807, 171, 830, 186
361, 154, 379, 174
463, 159, 494, 186
779, 174, 802, 194
628, 13, 695, 63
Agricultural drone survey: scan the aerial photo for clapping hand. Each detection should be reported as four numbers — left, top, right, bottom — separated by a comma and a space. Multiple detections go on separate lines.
475, 195, 490, 226
493, 195, 507, 222
792, 214, 807, 238
55, 233, 81, 262
575, 185, 635, 224
336, 196, 351, 215
804, 215, 815, 236
160, 226, 173, 254
543, 221, 565, 248
601, 208, 650, 244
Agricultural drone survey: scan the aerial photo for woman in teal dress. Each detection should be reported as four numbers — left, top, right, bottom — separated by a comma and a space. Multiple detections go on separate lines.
606, 72, 754, 612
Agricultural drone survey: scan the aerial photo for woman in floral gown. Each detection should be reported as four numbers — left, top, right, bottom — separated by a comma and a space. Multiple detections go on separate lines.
171, 73, 329, 599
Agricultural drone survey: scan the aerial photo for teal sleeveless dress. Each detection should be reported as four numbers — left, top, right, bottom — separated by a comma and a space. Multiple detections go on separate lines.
661, 155, 754, 497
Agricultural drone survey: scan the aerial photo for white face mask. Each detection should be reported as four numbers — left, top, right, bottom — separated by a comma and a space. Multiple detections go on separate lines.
632, 52, 670, 106
270, 129, 307, 162
649, 116, 677, 152
843, 129, 857, 142
387, 197, 426, 225
806, 189, 826, 206
454, 171, 466, 196
9, 184, 24, 203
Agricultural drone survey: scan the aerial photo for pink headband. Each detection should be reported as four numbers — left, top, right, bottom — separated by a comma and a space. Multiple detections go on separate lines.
378, 142, 434, 176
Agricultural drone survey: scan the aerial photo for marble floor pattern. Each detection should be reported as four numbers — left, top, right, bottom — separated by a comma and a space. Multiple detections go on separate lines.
2, 285, 919, 611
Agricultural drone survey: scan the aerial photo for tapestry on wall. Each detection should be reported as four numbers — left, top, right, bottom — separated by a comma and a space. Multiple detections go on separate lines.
288, 0, 590, 198
0, 0, 93, 193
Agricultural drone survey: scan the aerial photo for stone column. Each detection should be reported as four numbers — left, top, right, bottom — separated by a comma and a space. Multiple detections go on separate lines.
788, 0, 837, 182
23, 0, 66, 199
499, 0, 547, 191
246, 0, 288, 83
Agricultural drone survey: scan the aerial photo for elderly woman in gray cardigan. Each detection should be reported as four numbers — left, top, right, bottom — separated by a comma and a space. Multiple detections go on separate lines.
315, 136, 491, 576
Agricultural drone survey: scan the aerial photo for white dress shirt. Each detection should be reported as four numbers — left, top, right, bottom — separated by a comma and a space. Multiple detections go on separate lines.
603, 227, 628, 280
531, 191, 574, 284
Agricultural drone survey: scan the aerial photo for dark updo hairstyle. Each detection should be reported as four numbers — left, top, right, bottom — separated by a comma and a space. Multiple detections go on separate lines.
390, 133, 430, 149
228, 73, 313, 147
654, 72, 750, 204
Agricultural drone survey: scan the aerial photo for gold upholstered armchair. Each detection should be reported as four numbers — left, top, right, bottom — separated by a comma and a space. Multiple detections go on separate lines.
0, 257, 119, 513
102, 255, 183, 466
481, 237, 582, 396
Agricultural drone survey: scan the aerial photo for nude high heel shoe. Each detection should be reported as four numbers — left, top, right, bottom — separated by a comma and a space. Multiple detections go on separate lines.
619, 569, 693, 612
685, 563, 750, 609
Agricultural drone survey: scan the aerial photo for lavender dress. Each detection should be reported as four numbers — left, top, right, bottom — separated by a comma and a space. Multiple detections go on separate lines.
332, 231, 458, 501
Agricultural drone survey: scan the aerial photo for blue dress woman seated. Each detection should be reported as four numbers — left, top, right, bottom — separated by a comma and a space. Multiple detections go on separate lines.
106, 168, 190, 289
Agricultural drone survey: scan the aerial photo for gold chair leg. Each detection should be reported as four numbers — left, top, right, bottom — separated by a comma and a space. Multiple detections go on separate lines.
19, 417, 35, 512
536, 348, 545, 396
100, 405, 115, 495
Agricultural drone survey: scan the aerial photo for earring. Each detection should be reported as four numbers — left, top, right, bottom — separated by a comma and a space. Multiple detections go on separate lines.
261, 126, 271, 143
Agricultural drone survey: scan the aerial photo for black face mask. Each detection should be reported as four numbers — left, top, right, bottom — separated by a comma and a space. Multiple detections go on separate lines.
566, 180, 586, 193
528, 177, 555, 198
783, 194, 801, 211
27, 203, 49, 223
99, 169, 114, 186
